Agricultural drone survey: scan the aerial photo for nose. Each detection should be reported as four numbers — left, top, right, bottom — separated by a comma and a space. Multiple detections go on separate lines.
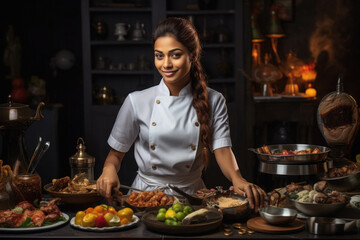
163, 56, 172, 69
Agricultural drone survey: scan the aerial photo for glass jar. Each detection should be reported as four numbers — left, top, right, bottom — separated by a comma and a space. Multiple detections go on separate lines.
12, 174, 42, 205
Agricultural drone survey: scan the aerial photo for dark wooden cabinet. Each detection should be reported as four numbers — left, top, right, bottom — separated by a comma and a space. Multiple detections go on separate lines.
81, 0, 251, 186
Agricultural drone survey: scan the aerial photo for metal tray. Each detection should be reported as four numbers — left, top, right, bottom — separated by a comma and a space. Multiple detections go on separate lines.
249, 144, 330, 164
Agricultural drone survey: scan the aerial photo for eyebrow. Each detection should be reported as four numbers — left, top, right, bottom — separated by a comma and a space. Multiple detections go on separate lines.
154, 48, 184, 53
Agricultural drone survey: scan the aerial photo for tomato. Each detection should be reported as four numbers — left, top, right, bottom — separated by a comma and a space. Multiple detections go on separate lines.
95, 214, 108, 228
94, 205, 106, 214
108, 206, 117, 214
117, 208, 133, 221
81, 213, 97, 227
75, 211, 85, 225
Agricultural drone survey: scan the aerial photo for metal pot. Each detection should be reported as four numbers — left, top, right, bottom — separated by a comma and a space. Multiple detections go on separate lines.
320, 170, 360, 192
307, 217, 360, 234
0, 97, 45, 130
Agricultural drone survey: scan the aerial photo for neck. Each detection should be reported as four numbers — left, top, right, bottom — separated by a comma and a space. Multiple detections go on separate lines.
165, 74, 191, 96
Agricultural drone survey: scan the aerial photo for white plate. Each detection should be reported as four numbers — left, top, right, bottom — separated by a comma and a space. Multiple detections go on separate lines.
70, 215, 139, 232
350, 195, 360, 209
0, 213, 69, 232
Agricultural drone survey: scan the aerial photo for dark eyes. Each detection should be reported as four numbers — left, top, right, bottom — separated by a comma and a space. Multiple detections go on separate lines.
154, 53, 181, 60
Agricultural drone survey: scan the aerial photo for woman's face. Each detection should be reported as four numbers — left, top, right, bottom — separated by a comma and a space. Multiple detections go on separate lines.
154, 35, 191, 92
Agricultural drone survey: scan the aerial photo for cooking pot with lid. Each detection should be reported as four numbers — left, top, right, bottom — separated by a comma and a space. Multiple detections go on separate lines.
0, 96, 45, 130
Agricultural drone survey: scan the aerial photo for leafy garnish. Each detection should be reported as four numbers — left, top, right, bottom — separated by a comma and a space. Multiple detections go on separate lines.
20, 217, 34, 228
42, 215, 67, 226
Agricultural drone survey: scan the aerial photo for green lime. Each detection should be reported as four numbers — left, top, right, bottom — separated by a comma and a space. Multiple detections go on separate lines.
175, 211, 185, 221
158, 208, 167, 214
183, 206, 193, 215
168, 207, 173, 211
164, 218, 175, 226
172, 203, 183, 213
156, 212, 166, 222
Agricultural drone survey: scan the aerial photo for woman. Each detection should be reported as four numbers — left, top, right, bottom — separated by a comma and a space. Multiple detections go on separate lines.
97, 17, 266, 211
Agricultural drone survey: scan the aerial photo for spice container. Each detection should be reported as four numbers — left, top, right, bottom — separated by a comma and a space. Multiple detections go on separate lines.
12, 174, 42, 205
69, 137, 95, 181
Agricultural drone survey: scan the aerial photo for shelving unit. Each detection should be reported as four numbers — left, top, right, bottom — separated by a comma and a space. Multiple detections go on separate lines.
81, 0, 251, 185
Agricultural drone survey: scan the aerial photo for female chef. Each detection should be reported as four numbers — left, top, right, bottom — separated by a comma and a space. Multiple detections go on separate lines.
97, 17, 266, 211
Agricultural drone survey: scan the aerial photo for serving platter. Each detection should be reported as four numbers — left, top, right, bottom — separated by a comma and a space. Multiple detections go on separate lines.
0, 213, 69, 232
70, 215, 139, 232
249, 144, 330, 164
142, 209, 222, 235
44, 183, 103, 204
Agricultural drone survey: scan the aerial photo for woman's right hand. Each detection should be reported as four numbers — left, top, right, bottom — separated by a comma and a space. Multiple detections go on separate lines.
96, 165, 120, 205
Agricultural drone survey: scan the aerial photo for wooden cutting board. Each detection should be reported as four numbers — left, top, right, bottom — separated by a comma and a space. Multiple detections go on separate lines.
247, 217, 305, 234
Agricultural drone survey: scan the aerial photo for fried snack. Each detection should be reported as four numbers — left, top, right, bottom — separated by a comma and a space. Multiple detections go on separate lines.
50, 174, 96, 193
126, 189, 174, 207
0, 160, 13, 192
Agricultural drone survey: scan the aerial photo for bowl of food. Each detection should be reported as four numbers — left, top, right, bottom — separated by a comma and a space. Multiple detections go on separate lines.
123, 190, 175, 212
320, 163, 360, 192
259, 206, 297, 225
249, 144, 330, 164
44, 174, 102, 205
206, 191, 251, 220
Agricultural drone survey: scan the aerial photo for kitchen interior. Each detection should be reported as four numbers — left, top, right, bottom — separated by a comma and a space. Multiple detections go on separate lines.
0, 0, 360, 238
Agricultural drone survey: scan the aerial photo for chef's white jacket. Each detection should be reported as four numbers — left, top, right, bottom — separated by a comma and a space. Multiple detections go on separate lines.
108, 79, 232, 195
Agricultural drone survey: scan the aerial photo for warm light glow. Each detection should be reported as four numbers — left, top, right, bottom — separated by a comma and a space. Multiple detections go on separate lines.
305, 87, 317, 97
302, 62, 317, 82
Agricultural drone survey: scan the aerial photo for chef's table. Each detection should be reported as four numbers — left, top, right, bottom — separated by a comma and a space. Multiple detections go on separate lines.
1, 206, 360, 240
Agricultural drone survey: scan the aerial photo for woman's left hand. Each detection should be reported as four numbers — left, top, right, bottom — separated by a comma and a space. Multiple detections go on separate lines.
232, 180, 267, 212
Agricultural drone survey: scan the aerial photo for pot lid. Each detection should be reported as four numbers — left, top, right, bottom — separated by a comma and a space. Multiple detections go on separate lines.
0, 95, 29, 109
69, 137, 95, 165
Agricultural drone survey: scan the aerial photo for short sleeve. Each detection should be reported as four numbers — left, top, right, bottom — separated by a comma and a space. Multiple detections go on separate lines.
108, 94, 139, 152
210, 91, 232, 151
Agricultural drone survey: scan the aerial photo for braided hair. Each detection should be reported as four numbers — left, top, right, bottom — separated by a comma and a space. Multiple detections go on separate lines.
153, 17, 212, 166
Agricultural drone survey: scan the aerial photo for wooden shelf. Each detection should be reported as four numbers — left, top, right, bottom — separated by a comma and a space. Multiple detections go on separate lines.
166, 10, 235, 15
89, 7, 152, 12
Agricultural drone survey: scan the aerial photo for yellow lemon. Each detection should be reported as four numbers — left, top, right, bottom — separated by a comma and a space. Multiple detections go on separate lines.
165, 209, 176, 219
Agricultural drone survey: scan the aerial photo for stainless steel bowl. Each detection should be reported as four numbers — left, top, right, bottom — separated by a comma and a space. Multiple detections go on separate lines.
289, 197, 349, 217
320, 170, 360, 192
206, 191, 251, 220
249, 144, 330, 164
259, 206, 297, 225
307, 217, 346, 235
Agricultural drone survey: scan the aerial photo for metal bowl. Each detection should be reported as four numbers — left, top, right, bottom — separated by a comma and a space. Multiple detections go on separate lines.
206, 191, 251, 220
259, 206, 297, 225
249, 144, 330, 164
307, 217, 346, 235
320, 170, 360, 192
289, 197, 349, 217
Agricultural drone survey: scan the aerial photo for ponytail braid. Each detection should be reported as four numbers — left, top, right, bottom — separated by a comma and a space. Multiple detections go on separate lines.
191, 61, 212, 167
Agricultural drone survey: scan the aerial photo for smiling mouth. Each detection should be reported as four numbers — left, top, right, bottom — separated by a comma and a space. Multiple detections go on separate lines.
162, 70, 177, 77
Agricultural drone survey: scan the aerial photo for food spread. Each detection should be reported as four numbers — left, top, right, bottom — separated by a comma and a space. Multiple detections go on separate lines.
50, 173, 96, 193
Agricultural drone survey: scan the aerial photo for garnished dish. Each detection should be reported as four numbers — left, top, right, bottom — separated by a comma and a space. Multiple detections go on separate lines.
125, 190, 174, 210
0, 198, 69, 232
285, 181, 349, 216
44, 173, 102, 204
70, 204, 139, 232
249, 144, 330, 164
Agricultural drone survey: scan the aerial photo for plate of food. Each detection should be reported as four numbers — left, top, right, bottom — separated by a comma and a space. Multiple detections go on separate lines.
249, 144, 330, 164
44, 173, 103, 204
142, 205, 222, 235
70, 215, 139, 232
0, 199, 69, 232
122, 189, 175, 212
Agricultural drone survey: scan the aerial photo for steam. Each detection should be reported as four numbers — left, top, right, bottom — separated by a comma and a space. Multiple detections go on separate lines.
309, 0, 353, 70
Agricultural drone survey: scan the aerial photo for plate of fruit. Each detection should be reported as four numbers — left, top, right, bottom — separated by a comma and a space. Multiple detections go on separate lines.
142, 202, 223, 235
70, 204, 139, 232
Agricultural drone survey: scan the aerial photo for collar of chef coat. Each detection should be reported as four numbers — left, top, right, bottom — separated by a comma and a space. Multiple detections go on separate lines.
158, 78, 192, 97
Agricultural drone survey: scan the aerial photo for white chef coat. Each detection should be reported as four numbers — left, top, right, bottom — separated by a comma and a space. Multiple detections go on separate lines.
108, 79, 232, 195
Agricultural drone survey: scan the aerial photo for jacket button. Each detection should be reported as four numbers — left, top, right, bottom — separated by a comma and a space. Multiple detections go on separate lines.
156, 99, 160, 104
151, 145, 156, 150
195, 122, 199, 127
152, 122, 157, 126
152, 165, 157, 170
191, 145, 196, 151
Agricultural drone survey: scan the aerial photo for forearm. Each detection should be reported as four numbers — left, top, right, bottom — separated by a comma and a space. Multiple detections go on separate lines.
103, 148, 125, 173
214, 147, 246, 183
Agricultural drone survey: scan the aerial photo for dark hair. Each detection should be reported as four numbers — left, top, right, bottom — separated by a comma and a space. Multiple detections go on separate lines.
153, 17, 212, 167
